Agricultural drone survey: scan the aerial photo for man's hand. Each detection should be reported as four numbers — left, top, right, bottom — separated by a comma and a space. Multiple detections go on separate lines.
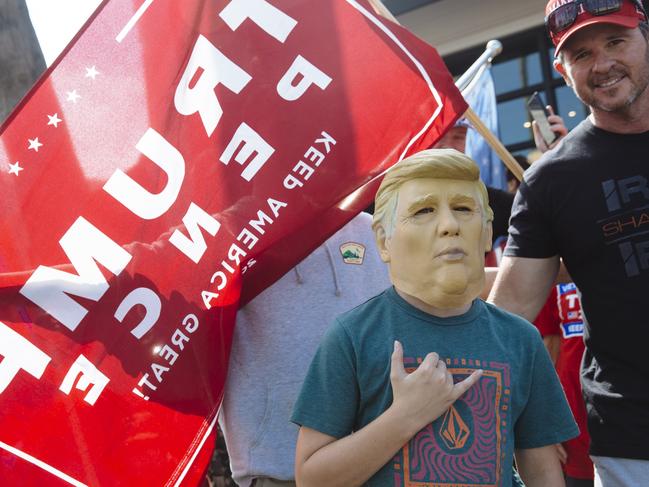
389, 340, 482, 436
532, 106, 568, 153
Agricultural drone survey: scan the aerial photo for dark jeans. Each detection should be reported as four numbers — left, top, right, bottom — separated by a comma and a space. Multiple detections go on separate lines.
566, 476, 594, 487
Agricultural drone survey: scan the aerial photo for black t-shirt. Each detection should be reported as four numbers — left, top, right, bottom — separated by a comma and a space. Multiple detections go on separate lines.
487, 186, 514, 244
505, 118, 649, 460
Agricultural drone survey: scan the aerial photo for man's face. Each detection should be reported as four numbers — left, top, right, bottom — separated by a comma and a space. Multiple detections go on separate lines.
378, 177, 492, 311
556, 23, 649, 115
433, 126, 468, 152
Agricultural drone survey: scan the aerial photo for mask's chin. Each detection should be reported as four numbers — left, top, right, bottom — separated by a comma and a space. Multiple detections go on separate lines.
393, 267, 484, 311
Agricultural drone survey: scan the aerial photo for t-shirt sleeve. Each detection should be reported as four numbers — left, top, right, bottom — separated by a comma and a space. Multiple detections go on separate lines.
514, 334, 579, 449
504, 177, 559, 258
290, 320, 359, 438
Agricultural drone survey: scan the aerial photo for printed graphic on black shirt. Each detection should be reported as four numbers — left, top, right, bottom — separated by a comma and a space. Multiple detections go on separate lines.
600, 175, 649, 277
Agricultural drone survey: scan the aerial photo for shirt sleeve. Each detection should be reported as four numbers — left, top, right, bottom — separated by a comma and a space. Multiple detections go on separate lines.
504, 177, 559, 259
291, 320, 360, 438
514, 334, 579, 449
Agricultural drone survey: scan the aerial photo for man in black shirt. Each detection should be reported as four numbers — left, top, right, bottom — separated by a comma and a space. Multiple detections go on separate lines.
490, 1, 649, 485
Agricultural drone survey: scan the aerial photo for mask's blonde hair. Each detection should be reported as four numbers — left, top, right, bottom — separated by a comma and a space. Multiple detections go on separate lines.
372, 148, 494, 236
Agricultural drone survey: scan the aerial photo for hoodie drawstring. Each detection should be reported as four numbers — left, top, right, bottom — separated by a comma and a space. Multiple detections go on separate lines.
292, 244, 342, 296
324, 243, 342, 297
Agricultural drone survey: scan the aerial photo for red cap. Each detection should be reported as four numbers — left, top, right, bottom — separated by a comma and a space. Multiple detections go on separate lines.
546, 0, 646, 54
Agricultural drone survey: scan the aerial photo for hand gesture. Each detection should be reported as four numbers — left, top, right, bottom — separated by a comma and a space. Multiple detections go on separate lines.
389, 340, 482, 436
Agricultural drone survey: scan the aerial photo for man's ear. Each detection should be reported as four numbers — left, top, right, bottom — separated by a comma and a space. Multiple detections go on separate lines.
374, 225, 391, 263
553, 58, 571, 86
483, 221, 493, 253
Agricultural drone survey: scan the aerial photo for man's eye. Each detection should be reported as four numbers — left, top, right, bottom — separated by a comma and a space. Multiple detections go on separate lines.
573, 51, 589, 61
414, 207, 434, 216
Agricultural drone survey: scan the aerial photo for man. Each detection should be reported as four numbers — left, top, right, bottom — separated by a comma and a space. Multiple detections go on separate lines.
292, 149, 577, 487
218, 211, 390, 486
434, 117, 472, 153
489, 1, 649, 485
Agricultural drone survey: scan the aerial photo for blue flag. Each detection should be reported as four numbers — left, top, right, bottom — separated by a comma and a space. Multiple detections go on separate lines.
464, 67, 506, 189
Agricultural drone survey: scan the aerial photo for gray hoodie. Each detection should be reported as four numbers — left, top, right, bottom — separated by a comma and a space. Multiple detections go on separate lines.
218, 212, 390, 486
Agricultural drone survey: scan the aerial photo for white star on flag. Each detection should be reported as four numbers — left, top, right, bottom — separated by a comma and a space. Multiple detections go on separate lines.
66, 90, 81, 103
28, 137, 43, 152
8, 161, 23, 176
85, 66, 100, 79
47, 113, 62, 127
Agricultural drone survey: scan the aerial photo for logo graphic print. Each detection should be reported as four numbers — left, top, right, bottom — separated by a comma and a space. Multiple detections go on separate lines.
599, 176, 649, 277
393, 359, 510, 486
556, 283, 584, 338
340, 242, 365, 264
440, 405, 470, 450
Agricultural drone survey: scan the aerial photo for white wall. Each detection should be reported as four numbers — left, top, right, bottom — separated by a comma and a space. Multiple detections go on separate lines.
396, 0, 545, 56
26, 0, 102, 66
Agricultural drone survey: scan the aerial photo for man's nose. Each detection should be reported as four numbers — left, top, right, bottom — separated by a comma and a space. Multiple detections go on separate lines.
437, 206, 460, 236
591, 49, 616, 74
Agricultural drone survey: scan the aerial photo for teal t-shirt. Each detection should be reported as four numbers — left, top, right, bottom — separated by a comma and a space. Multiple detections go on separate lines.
292, 287, 578, 486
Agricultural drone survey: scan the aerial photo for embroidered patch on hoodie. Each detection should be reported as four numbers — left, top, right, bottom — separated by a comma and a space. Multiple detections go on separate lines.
340, 242, 365, 264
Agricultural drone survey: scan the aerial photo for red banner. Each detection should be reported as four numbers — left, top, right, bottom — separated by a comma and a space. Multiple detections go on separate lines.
0, 1, 466, 485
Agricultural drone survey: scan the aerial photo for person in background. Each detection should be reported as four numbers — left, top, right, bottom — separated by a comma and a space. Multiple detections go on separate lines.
489, 1, 649, 485
534, 284, 593, 487
217, 211, 390, 487
485, 155, 531, 268
506, 156, 530, 195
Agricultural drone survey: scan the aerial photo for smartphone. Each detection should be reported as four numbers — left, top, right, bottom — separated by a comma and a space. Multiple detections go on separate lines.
527, 92, 557, 146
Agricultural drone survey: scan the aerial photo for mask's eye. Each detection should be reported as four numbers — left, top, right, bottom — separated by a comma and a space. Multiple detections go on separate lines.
414, 207, 434, 216
455, 205, 472, 212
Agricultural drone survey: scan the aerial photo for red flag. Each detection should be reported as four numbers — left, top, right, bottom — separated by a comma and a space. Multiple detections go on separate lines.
0, 0, 466, 485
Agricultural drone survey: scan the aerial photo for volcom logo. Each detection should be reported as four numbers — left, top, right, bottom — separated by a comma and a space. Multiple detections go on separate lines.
440, 405, 470, 450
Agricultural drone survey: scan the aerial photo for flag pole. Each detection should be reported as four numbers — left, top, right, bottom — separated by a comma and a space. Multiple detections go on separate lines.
367, 0, 524, 182
464, 107, 523, 181
459, 40, 523, 182
456, 40, 502, 93
367, 0, 399, 22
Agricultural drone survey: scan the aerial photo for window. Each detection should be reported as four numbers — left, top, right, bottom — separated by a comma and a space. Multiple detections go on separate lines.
498, 97, 533, 146
492, 52, 543, 96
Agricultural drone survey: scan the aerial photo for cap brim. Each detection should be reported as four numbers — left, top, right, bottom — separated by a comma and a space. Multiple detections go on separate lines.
554, 14, 640, 54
